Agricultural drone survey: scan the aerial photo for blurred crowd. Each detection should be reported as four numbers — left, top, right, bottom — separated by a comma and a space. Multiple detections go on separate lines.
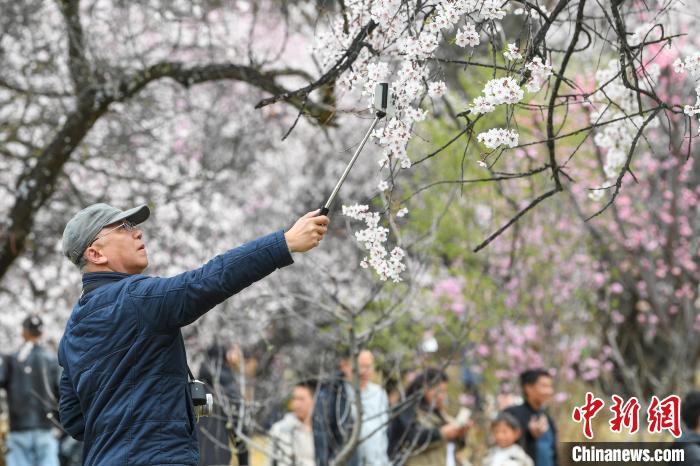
194, 343, 554, 466
2, 315, 700, 466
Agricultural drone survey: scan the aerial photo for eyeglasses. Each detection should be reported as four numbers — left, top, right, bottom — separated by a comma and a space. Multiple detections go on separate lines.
88, 220, 137, 247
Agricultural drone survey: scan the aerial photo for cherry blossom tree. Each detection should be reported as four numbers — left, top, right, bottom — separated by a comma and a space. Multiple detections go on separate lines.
2, 0, 700, 462
386, 0, 700, 403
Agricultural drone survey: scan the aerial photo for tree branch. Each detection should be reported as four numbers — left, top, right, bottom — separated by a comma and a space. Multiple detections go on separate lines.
0, 59, 341, 280
255, 20, 378, 109
473, 188, 560, 253
57, 0, 91, 92
546, 0, 587, 191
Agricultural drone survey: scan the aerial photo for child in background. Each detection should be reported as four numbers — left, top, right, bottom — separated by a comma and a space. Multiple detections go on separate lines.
483, 412, 534, 466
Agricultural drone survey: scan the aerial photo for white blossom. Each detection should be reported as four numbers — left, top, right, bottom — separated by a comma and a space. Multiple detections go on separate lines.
674, 55, 700, 117
588, 188, 606, 202
363, 62, 390, 95
455, 23, 479, 47
428, 81, 447, 97
673, 52, 700, 75
481, 0, 507, 20
471, 96, 496, 114
374, 118, 412, 168
396, 207, 409, 217
470, 77, 524, 114
342, 204, 406, 282
589, 59, 660, 191
525, 57, 553, 92
503, 43, 522, 61
477, 128, 519, 149
403, 106, 428, 123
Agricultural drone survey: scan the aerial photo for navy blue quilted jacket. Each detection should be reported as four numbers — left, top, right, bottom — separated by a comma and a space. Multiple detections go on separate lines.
58, 230, 293, 465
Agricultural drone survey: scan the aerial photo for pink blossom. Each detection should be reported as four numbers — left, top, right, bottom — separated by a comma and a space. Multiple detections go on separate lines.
593, 273, 606, 286
476, 344, 490, 357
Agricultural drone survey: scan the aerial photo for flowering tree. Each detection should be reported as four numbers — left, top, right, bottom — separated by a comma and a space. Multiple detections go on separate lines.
0, 2, 427, 463
2, 0, 700, 462
0, 0, 336, 281
385, 1, 700, 402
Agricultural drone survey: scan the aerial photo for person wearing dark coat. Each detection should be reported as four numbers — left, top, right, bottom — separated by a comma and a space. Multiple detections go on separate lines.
197, 344, 249, 466
57, 203, 328, 466
670, 391, 700, 466
387, 368, 468, 466
312, 369, 359, 466
504, 369, 559, 466
0, 315, 61, 466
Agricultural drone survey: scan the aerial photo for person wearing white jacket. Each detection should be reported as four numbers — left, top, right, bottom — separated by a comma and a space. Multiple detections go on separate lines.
353, 350, 391, 466
267, 381, 317, 466
483, 413, 534, 466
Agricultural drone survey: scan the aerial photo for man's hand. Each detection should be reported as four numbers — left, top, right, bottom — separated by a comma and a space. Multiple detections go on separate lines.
440, 422, 469, 440
284, 210, 330, 253
528, 414, 549, 438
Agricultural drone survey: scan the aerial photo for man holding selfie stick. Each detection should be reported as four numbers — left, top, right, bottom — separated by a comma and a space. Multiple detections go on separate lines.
57, 204, 328, 465
57, 82, 392, 465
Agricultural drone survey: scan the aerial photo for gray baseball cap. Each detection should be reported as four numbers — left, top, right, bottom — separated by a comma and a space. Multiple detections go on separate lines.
62, 203, 150, 266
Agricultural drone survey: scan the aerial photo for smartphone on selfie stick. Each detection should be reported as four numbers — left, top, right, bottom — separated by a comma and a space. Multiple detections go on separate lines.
318, 83, 395, 216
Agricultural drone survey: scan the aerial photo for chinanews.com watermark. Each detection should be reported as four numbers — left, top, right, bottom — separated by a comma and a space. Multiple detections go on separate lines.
563, 443, 685, 465
560, 392, 691, 465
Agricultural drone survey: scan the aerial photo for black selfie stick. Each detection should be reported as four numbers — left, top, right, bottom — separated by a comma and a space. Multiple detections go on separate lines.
319, 83, 392, 216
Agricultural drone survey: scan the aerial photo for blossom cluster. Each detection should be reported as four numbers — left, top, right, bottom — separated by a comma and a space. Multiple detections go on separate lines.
314, 0, 514, 271
477, 128, 519, 149
471, 77, 524, 114
524, 57, 553, 92
373, 118, 412, 168
342, 204, 407, 282
481, 0, 507, 20
455, 22, 479, 47
320, 0, 514, 175
588, 59, 660, 199
503, 43, 522, 61
673, 53, 700, 116
673, 52, 700, 74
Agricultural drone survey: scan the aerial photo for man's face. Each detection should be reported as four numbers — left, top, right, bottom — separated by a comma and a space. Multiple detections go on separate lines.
358, 350, 374, 385
524, 375, 554, 407
86, 221, 148, 274
291, 386, 314, 422
21, 328, 37, 342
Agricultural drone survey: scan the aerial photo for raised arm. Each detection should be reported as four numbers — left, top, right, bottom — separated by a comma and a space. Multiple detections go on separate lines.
130, 211, 329, 332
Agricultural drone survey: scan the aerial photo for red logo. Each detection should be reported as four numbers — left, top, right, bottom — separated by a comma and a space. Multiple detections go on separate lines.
609, 395, 640, 434
572, 391, 605, 439
571, 393, 683, 439
647, 395, 681, 438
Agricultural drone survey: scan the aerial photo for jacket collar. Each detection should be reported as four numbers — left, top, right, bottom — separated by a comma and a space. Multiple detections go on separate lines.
81, 271, 132, 297
525, 399, 546, 414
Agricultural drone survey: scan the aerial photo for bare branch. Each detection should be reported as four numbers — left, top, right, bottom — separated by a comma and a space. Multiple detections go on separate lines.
57, 0, 91, 92
255, 20, 378, 109
473, 188, 560, 253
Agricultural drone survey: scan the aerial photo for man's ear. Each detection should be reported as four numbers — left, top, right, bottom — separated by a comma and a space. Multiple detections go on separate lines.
84, 245, 108, 266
